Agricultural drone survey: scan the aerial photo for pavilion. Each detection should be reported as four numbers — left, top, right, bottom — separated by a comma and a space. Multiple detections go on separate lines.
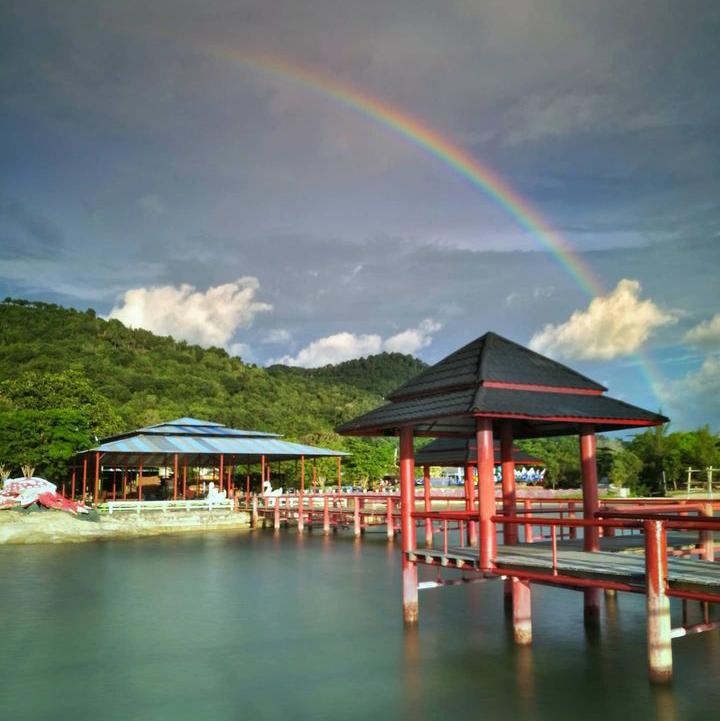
71, 417, 346, 505
337, 331, 667, 625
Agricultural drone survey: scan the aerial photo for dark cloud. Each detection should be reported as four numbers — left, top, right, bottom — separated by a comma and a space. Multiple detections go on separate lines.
1, 0, 719, 427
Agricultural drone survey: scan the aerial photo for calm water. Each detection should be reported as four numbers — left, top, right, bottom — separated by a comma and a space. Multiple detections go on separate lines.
1, 529, 719, 721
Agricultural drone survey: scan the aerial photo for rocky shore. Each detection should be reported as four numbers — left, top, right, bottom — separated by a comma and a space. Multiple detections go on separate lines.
0, 507, 251, 544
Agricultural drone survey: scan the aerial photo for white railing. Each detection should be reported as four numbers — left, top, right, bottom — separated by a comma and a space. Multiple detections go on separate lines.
101, 499, 235, 514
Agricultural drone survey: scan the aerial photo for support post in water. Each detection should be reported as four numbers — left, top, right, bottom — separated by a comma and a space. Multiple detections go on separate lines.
501, 421, 517, 611
423, 464, 433, 547
512, 578, 532, 645
251, 494, 258, 528
645, 519, 672, 683
399, 425, 418, 625
387, 497, 394, 540
580, 426, 601, 624
475, 417, 496, 571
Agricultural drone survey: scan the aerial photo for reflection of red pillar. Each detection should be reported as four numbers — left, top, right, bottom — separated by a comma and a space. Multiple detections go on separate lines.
580, 427, 600, 623
476, 418, 496, 571
645, 520, 672, 682
423, 465, 433, 547
399, 426, 418, 624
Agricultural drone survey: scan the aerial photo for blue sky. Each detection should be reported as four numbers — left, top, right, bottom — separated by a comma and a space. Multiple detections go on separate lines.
1, 1, 719, 429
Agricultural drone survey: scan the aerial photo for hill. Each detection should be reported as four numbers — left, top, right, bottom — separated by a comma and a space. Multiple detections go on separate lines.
0, 299, 422, 481
268, 353, 427, 397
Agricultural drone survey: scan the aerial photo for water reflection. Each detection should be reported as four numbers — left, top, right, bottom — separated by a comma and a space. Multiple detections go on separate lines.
402, 625, 422, 720
651, 685, 678, 721
513, 645, 536, 716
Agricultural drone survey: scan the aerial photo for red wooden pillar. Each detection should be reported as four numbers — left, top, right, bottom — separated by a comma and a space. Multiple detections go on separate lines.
298, 455, 305, 533
580, 426, 601, 623
501, 422, 517, 545
173, 454, 179, 500
71, 468, 76, 500
245, 465, 251, 505
112, 467, 117, 501
386, 497, 394, 540
464, 464, 479, 546
122, 467, 127, 500
219, 454, 224, 493
93, 452, 100, 505
138, 464, 143, 501
353, 496, 361, 537
323, 494, 330, 534
645, 520, 672, 682
182, 463, 187, 499
501, 421, 517, 611
475, 418, 496, 571
82, 456, 88, 501
399, 426, 418, 624
423, 464, 433, 547
251, 494, 258, 528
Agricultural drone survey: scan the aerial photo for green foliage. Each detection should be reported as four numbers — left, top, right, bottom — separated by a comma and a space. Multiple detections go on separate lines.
608, 448, 644, 493
0, 408, 95, 481
342, 437, 397, 488
517, 437, 581, 489
0, 299, 423, 483
268, 353, 427, 397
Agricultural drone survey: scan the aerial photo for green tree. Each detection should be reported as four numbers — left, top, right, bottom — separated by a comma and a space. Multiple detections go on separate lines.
609, 448, 644, 494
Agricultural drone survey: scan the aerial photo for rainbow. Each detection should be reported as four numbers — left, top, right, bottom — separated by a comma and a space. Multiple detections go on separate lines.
206, 47, 662, 403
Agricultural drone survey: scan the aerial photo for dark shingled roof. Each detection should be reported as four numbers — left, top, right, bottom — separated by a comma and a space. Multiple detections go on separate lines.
388, 332, 605, 400
415, 438, 543, 466
336, 331, 668, 438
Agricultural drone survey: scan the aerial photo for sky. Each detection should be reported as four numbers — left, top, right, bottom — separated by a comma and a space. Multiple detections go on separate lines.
1, 1, 719, 429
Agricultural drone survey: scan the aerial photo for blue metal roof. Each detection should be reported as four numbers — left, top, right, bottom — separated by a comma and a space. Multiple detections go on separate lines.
82, 417, 346, 464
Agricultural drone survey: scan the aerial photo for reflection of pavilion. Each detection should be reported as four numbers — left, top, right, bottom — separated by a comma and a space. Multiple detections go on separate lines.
70, 417, 346, 504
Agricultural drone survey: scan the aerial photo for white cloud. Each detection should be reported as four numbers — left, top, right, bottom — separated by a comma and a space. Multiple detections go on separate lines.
108, 277, 272, 347
262, 328, 292, 344
272, 318, 442, 367
271, 332, 382, 367
684, 314, 720, 348
384, 318, 442, 354
661, 356, 720, 427
529, 279, 676, 360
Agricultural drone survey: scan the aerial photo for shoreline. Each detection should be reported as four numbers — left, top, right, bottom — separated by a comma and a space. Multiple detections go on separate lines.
0, 508, 251, 545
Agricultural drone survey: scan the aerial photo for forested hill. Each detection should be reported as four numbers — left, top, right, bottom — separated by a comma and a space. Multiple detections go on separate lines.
0, 299, 425, 437
267, 353, 427, 397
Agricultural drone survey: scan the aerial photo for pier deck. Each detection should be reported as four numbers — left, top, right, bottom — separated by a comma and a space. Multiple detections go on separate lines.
411, 540, 720, 596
